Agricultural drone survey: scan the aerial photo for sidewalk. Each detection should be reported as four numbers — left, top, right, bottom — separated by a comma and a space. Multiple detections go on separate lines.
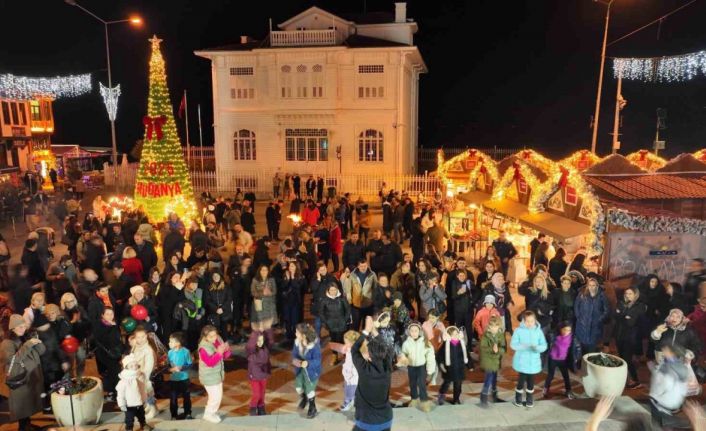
51, 397, 649, 431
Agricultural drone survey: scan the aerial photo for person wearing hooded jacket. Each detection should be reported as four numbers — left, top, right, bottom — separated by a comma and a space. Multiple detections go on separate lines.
204, 272, 233, 339
319, 282, 351, 364
124, 285, 158, 332
651, 308, 702, 360
510, 311, 547, 408
639, 274, 668, 359
309, 263, 337, 337
648, 344, 690, 428
436, 325, 468, 405
399, 321, 436, 412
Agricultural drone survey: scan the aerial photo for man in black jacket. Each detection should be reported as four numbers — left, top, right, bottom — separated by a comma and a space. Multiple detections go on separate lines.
366, 230, 385, 273
352, 315, 393, 431
162, 227, 185, 262
292, 174, 301, 200
683, 258, 706, 305
265, 201, 281, 241
343, 231, 366, 271
134, 233, 157, 281
375, 234, 403, 278
492, 231, 518, 276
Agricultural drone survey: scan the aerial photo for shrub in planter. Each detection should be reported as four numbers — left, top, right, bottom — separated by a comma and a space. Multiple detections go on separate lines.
582, 353, 627, 398
50, 376, 104, 426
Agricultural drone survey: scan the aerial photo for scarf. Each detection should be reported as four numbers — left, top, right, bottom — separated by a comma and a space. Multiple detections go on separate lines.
101, 318, 115, 326
445, 338, 468, 366
97, 291, 112, 308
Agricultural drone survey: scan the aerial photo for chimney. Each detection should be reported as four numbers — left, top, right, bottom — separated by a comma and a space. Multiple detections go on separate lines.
395, 2, 407, 23
240, 35, 249, 44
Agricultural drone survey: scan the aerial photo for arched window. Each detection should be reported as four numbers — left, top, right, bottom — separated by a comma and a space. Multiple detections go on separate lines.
234, 129, 256, 160
358, 129, 383, 162
280, 66, 291, 98
312, 64, 323, 97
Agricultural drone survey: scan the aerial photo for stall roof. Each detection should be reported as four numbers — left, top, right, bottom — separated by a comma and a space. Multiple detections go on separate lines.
52, 144, 112, 158
584, 174, 706, 200
460, 191, 590, 240
656, 153, 706, 174
583, 154, 646, 176
496, 155, 548, 182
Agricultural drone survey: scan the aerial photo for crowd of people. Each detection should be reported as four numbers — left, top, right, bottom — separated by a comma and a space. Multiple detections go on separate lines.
1, 179, 706, 431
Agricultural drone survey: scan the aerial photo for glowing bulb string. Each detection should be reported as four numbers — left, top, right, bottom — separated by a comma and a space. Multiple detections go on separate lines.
612, 50, 706, 82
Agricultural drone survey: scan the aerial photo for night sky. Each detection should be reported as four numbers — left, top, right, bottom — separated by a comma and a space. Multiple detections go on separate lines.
2, 0, 706, 161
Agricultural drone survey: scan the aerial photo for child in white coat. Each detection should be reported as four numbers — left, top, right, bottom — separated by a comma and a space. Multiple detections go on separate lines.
399, 321, 437, 412
116, 354, 153, 431
130, 327, 158, 419
329, 330, 361, 412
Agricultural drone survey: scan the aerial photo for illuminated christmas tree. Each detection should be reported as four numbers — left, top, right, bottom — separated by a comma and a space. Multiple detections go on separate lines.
134, 35, 196, 222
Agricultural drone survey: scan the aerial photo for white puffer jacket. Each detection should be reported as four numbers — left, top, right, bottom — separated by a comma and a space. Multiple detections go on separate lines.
116, 369, 147, 409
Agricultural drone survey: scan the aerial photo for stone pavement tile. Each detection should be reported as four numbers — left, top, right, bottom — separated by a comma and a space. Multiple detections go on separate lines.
426, 404, 510, 430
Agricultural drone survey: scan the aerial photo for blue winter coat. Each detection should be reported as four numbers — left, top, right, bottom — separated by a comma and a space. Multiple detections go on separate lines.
291, 339, 322, 381
511, 321, 547, 374
574, 291, 609, 347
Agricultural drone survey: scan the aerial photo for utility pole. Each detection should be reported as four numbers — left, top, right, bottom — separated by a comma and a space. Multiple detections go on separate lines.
611, 76, 623, 154
654, 108, 666, 156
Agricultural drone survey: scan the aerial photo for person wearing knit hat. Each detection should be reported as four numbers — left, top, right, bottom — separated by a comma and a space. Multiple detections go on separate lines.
130, 285, 145, 297
125, 284, 157, 333
473, 295, 502, 339
1, 314, 46, 431
390, 290, 410, 338
116, 354, 152, 431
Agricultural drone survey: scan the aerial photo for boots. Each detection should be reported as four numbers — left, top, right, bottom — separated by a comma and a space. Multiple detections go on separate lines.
257, 406, 267, 416
513, 389, 524, 407
298, 393, 308, 409
525, 389, 535, 408
249, 407, 258, 416
480, 392, 489, 408
307, 397, 318, 419
491, 390, 500, 403
420, 400, 433, 413
408, 399, 420, 409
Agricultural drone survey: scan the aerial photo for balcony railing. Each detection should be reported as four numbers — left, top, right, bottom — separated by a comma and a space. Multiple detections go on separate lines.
270, 29, 337, 47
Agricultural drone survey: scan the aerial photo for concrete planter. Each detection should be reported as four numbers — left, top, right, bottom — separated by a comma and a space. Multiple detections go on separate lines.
582, 353, 627, 398
51, 377, 104, 426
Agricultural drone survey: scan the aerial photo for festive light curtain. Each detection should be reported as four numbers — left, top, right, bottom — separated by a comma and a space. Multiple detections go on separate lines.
613, 50, 706, 82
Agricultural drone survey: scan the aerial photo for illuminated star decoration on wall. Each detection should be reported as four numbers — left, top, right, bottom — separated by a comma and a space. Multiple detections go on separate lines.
613, 50, 706, 82
99, 83, 121, 121
0, 73, 92, 100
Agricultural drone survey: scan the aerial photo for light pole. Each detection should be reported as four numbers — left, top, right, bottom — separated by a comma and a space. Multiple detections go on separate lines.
65, 0, 141, 189
590, 0, 615, 155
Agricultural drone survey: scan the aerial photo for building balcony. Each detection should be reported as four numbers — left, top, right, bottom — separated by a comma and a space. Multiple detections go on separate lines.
30, 119, 54, 134
270, 29, 337, 47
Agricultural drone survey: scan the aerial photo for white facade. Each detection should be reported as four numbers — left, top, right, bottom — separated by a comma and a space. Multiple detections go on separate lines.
195, 4, 427, 178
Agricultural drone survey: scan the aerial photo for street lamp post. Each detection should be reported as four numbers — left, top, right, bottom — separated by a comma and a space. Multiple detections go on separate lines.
65, 0, 141, 189
590, 0, 614, 155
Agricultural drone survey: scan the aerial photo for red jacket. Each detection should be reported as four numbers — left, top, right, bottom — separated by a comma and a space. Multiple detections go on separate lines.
122, 257, 143, 284
330, 225, 342, 255
302, 207, 320, 226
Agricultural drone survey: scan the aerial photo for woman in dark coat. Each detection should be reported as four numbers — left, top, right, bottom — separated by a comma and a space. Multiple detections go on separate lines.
639, 274, 668, 359
0, 315, 45, 431
87, 284, 118, 326
156, 272, 186, 342
551, 275, 577, 327
204, 271, 233, 339
574, 278, 609, 354
665, 282, 690, 316
614, 286, 647, 388
281, 261, 306, 342
548, 248, 568, 288
319, 282, 351, 363
93, 307, 124, 400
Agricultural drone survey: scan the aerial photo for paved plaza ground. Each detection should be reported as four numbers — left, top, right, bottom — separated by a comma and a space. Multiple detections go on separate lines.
0, 187, 690, 430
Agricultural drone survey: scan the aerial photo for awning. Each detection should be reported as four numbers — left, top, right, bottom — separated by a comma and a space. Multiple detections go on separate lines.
459, 191, 590, 241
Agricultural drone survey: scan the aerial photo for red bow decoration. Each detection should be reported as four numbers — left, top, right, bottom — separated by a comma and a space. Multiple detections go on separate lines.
558, 166, 569, 188
579, 150, 588, 160
700, 152, 706, 162
512, 162, 522, 180
522, 150, 531, 160
638, 150, 649, 161
469, 149, 477, 158
143, 115, 167, 140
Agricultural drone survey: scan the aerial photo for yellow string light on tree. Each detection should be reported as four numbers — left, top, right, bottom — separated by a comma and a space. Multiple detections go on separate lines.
134, 35, 196, 223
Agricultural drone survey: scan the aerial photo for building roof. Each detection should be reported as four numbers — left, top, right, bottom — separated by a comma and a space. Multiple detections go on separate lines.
656, 153, 706, 174
496, 155, 548, 182
584, 174, 706, 200
583, 154, 646, 176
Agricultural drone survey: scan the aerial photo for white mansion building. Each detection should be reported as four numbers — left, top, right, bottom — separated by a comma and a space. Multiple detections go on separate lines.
195, 3, 427, 180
